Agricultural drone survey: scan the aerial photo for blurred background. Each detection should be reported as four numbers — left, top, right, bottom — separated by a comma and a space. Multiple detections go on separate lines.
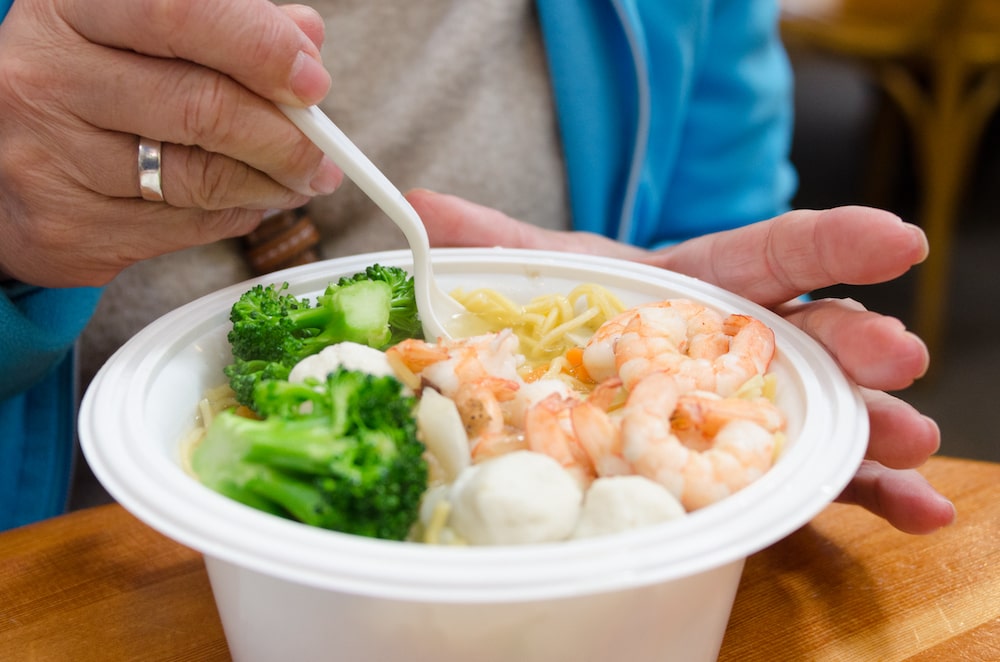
781, 0, 1000, 462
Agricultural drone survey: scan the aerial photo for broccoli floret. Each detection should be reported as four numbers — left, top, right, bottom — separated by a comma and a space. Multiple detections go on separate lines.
228, 280, 393, 361
191, 368, 428, 541
224, 266, 423, 409
336, 264, 422, 345
223, 358, 292, 409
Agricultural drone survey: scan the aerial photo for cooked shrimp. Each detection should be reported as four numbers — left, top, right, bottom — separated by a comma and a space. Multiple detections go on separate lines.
506, 378, 575, 430
386, 330, 522, 395
387, 331, 524, 459
385, 338, 447, 390
621, 371, 777, 510
572, 377, 631, 477
586, 374, 627, 411
524, 393, 596, 487
470, 433, 528, 463
466, 375, 582, 463
582, 299, 719, 383
613, 308, 775, 396
572, 399, 631, 478
521, 375, 635, 485
712, 314, 776, 396
671, 391, 785, 451
453, 376, 519, 439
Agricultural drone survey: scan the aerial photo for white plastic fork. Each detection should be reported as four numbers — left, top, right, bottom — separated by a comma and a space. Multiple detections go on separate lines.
277, 103, 463, 341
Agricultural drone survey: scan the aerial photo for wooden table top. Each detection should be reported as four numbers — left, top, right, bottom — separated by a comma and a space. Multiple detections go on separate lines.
2, 455, 998, 661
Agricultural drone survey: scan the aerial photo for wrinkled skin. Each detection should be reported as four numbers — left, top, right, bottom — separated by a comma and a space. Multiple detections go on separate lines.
0, 0, 341, 286
408, 189, 957, 535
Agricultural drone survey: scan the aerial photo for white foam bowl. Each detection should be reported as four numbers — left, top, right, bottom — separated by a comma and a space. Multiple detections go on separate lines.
80, 248, 867, 662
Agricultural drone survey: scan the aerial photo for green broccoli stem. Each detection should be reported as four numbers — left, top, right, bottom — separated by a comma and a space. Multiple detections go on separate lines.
245, 432, 358, 476
286, 305, 336, 336
244, 471, 332, 527
212, 472, 290, 518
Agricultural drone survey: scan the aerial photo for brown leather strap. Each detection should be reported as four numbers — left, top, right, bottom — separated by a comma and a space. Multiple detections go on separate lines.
242, 208, 321, 276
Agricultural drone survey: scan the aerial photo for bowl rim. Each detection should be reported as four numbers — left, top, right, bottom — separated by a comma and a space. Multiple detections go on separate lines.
79, 247, 867, 603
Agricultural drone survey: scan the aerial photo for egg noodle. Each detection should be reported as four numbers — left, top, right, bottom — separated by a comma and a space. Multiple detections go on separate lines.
450, 283, 625, 385
180, 382, 241, 475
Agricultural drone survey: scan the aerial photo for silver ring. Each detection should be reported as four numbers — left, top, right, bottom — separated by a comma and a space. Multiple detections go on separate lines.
137, 137, 164, 202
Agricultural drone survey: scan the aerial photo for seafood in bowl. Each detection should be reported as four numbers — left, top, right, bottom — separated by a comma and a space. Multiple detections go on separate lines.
79, 248, 867, 662
386, 298, 788, 541
185, 263, 790, 545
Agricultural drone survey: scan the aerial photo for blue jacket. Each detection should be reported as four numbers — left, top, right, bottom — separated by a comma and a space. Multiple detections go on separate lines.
537, 1, 794, 245
0, 0, 794, 529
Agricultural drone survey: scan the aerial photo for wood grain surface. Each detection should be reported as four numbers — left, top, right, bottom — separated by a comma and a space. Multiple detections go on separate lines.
2, 456, 997, 661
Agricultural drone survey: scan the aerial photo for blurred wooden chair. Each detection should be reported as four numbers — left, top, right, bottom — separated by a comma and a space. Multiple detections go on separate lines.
780, 0, 1000, 360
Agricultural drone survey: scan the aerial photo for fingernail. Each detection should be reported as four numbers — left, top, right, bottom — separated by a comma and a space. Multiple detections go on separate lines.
905, 223, 930, 261
941, 498, 957, 526
923, 415, 941, 448
310, 156, 342, 194
290, 50, 331, 105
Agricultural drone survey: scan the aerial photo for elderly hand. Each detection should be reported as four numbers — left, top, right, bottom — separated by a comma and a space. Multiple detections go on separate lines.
407, 189, 957, 535
0, 0, 341, 287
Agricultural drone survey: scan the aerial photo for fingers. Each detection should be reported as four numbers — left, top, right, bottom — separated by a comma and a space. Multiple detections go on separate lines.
653, 207, 929, 307
279, 4, 326, 51
836, 460, 956, 535
61, 133, 313, 210
778, 297, 929, 390
837, 391, 950, 535
54, 44, 340, 200
147, 142, 324, 209
411, 190, 931, 391
61, 0, 331, 106
413, 195, 930, 311
861, 388, 941, 469
1, 0, 342, 227
407, 189, 649, 260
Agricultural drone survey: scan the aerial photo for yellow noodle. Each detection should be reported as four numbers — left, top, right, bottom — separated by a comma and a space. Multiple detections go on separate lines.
421, 499, 453, 545
536, 306, 601, 351
450, 283, 625, 372
178, 422, 206, 477
205, 382, 237, 401
198, 398, 212, 429
184, 385, 239, 475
